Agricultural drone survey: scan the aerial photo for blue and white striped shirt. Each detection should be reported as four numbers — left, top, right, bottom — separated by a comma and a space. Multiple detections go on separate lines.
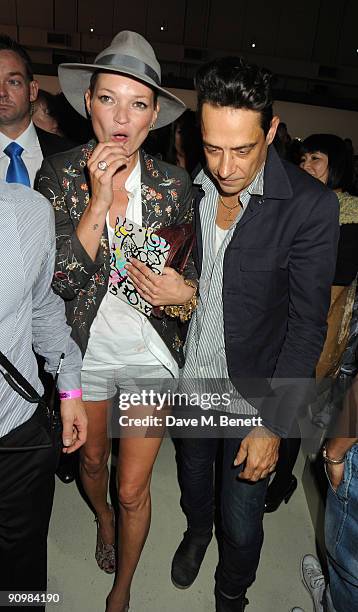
181, 166, 264, 413
0, 180, 82, 437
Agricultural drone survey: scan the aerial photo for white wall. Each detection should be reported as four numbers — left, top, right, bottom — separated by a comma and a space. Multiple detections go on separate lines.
170, 88, 358, 152
36, 76, 358, 152
273, 100, 358, 150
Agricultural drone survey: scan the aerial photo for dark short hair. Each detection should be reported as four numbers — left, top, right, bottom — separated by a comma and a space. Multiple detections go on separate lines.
195, 56, 274, 135
300, 133, 352, 191
0, 34, 33, 81
35, 89, 58, 116
89, 70, 158, 107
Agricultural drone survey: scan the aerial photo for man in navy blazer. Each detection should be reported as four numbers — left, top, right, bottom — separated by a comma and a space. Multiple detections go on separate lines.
171, 57, 339, 611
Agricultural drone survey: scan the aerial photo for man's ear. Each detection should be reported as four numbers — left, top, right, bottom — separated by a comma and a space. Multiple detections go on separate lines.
266, 115, 280, 146
29, 79, 39, 103
84, 89, 92, 116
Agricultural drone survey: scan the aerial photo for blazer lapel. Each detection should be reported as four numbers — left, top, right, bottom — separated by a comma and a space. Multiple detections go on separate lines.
139, 150, 180, 228
234, 194, 265, 233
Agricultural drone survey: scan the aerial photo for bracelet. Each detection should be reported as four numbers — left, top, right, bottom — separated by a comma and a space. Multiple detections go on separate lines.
59, 388, 82, 400
162, 279, 198, 323
322, 444, 345, 465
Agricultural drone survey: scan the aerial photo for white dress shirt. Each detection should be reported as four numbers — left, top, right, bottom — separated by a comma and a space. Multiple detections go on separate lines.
0, 121, 43, 187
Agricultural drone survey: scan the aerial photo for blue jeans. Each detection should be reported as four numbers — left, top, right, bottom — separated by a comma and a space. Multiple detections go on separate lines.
325, 443, 358, 612
178, 436, 269, 597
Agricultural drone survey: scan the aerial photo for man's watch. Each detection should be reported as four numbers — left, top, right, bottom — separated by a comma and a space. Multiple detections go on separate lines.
322, 444, 345, 465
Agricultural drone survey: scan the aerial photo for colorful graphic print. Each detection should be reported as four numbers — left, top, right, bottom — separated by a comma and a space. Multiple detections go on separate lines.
109, 218, 170, 315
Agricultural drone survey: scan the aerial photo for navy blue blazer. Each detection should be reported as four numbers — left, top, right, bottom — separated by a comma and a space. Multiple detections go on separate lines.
194, 145, 340, 435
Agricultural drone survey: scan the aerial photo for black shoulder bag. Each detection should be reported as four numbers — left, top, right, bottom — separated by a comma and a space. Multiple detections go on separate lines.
0, 351, 62, 451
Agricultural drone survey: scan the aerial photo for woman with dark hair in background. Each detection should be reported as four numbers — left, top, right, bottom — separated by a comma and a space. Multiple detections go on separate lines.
300, 133, 358, 381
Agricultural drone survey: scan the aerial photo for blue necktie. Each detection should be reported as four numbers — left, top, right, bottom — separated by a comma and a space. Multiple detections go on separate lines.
4, 142, 30, 187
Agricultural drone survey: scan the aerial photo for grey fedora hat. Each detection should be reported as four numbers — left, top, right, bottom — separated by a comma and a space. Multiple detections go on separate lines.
58, 30, 185, 130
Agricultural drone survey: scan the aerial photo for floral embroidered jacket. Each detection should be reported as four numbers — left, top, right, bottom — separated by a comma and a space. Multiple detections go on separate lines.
36, 140, 196, 364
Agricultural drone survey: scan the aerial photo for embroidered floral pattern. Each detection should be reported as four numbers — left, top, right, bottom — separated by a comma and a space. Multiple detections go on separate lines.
36, 144, 194, 363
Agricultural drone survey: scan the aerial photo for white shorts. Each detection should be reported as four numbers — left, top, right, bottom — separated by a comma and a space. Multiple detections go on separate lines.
81, 363, 175, 402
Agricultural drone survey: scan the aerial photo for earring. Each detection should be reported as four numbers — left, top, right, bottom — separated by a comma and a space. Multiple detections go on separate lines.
150, 122, 155, 130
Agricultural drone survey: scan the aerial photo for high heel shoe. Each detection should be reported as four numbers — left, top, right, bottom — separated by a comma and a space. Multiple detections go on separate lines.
264, 475, 298, 513
95, 505, 116, 573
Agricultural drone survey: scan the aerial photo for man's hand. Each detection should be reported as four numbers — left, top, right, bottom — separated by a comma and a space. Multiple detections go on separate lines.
60, 398, 88, 453
326, 462, 345, 491
234, 426, 280, 481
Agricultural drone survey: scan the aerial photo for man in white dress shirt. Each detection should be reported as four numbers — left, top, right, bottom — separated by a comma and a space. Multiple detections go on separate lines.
0, 34, 72, 187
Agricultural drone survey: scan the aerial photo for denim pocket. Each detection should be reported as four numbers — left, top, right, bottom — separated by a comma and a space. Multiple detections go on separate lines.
324, 461, 349, 502
325, 454, 353, 551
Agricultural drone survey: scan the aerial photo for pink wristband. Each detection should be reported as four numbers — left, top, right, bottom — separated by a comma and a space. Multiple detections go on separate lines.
59, 389, 82, 400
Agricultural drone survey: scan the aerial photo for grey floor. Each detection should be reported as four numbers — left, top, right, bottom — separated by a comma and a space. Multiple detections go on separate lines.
48, 440, 316, 612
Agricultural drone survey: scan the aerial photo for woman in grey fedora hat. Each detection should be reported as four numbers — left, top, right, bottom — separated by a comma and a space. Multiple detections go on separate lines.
36, 30, 197, 612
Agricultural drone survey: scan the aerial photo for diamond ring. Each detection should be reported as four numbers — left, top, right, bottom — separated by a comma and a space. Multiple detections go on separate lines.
97, 160, 108, 171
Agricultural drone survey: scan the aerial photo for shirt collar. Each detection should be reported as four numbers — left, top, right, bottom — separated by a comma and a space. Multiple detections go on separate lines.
196, 163, 265, 211
125, 154, 141, 195
239, 163, 264, 208
0, 121, 40, 156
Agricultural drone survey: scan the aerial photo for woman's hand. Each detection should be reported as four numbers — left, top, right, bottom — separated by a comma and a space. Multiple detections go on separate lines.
125, 258, 196, 306
87, 142, 130, 213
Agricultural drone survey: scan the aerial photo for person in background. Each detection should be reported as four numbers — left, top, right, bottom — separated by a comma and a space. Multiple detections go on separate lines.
54, 91, 94, 145
37, 30, 196, 612
300, 134, 358, 381
293, 375, 358, 612
0, 179, 87, 612
273, 121, 291, 159
293, 133, 358, 612
32, 88, 63, 136
166, 109, 205, 178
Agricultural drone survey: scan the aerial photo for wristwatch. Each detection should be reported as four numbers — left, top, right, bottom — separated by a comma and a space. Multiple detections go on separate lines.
322, 444, 345, 465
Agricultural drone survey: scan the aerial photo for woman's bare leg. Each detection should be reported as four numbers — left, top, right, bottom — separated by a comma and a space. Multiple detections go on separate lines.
80, 399, 115, 547
106, 414, 164, 611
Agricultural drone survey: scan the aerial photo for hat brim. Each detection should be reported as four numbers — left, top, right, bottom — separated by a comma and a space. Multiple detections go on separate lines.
58, 63, 186, 129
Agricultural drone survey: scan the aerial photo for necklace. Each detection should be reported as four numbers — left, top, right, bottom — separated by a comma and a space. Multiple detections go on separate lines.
218, 195, 241, 220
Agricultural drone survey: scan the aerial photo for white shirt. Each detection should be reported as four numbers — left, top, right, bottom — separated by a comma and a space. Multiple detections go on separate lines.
215, 224, 229, 256
82, 156, 178, 376
0, 121, 43, 187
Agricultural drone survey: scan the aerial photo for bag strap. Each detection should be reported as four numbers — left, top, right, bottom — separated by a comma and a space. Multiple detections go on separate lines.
0, 351, 41, 403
